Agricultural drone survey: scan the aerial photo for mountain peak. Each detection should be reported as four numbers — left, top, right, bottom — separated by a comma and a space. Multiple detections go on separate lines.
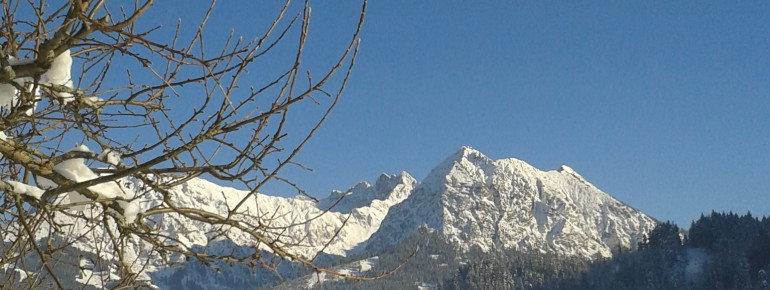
38, 146, 658, 289
375, 171, 415, 192
453, 145, 486, 160
440, 146, 498, 168
365, 148, 656, 259
319, 172, 417, 214
556, 165, 595, 188
457, 145, 480, 154
420, 146, 495, 192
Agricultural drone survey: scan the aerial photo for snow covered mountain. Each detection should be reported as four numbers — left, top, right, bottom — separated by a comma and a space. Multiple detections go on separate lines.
8, 146, 656, 288
5, 172, 417, 289
363, 146, 656, 259
134, 171, 417, 259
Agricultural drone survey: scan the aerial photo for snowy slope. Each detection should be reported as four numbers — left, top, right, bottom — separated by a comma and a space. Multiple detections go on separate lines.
363, 146, 657, 259
151, 171, 416, 258
8, 146, 656, 288
6, 172, 415, 289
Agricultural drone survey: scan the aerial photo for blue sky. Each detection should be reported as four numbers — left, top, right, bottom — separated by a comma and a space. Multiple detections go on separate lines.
146, 1, 770, 227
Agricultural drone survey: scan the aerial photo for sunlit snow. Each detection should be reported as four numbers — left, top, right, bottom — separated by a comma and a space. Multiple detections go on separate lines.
6, 180, 44, 200
0, 50, 75, 112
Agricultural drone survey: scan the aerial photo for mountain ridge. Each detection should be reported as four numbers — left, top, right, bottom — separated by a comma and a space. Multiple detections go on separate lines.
10, 146, 657, 289
362, 146, 656, 259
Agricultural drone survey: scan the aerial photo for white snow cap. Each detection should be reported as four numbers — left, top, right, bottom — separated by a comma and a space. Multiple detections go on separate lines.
53, 145, 129, 208
0, 49, 74, 110
98, 149, 122, 166
0, 75, 35, 114
117, 200, 142, 224
44, 50, 73, 85
43, 49, 74, 102
6, 180, 45, 200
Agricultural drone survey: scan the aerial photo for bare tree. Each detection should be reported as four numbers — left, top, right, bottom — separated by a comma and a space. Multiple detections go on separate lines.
0, 0, 376, 288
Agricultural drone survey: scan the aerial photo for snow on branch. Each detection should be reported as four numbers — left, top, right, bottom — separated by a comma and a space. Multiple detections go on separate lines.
0, 0, 371, 288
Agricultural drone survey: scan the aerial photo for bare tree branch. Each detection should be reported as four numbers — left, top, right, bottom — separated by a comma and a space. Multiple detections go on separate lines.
0, 0, 394, 288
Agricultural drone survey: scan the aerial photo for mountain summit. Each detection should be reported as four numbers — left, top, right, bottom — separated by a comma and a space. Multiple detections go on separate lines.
363, 146, 656, 259
19, 146, 656, 288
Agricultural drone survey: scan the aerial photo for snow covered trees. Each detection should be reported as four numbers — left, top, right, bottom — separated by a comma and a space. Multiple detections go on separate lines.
0, 0, 366, 287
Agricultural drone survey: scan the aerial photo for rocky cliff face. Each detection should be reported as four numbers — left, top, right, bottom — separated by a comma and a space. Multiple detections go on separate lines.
363, 146, 656, 259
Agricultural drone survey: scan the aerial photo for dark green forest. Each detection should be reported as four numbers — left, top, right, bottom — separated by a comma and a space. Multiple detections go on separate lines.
328, 212, 770, 290
553, 212, 770, 290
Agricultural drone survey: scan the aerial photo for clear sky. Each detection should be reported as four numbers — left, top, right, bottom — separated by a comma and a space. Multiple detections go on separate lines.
145, 1, 770, 227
